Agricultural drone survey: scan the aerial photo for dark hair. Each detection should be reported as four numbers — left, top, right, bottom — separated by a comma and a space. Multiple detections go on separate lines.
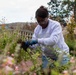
35, 6, 48, 18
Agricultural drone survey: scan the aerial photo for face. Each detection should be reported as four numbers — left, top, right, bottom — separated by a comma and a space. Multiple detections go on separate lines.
36, 16, 48, 29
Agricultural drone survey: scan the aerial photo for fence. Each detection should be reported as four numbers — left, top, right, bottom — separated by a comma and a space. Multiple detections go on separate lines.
8, 29, 33, 40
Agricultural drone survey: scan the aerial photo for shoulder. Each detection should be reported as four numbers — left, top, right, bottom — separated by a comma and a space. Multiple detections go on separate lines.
49, 19, 60, 26
34, 25, 41, 33
48, 19, 61, 28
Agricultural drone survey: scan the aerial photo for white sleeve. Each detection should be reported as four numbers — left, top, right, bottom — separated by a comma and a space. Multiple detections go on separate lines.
32, 25, 40, 40
30, 26, 40, 48
32, 28, 38, 40
38, 23, 62, 46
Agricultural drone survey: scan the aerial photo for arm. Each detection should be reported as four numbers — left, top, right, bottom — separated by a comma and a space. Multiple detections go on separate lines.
30, 28, 40, 48
38, 23, 62, 46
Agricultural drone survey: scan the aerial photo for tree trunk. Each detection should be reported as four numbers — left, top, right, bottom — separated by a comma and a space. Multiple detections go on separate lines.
74, 0, 76, 21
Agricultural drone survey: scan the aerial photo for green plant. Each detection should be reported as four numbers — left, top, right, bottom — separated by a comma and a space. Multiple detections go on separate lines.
65, 16, 76, 56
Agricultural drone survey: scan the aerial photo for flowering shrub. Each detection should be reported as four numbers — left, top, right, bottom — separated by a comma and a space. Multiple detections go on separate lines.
0, 26, 76, 75
65, 16, 76, 56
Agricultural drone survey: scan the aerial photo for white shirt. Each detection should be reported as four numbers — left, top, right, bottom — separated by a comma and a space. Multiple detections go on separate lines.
32, 19, 69, 54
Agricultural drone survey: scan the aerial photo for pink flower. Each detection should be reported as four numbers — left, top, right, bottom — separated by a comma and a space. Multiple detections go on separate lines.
11, 54, 14, 57
15, 66, 19, 71
7, 52, 10, 55
70, 57, 75, 63
3, 66, 13, 74
73, 69, 76, 74
33, 73, 37, 75
7, 60, 13, 65
7, 57, 15, 65
62, 70, 69, 75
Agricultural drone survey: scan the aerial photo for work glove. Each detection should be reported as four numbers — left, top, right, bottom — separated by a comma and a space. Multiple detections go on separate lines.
17, 39, 29, 51
28, 40, 38, 45
17, 39, 38, 51
22, 40, 38, 51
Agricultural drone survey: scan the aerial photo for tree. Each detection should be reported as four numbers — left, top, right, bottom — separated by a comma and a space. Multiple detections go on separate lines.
47, 0, 76, 25
74, 0, 76, 21
62, 0, 76, 21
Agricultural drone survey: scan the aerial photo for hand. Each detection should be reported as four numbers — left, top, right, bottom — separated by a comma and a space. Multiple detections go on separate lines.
17, 39, 38, 51
17, 39, 29, 51
22, 40, 38, 47
21, 41, 29, 51
30, 40, 38, 45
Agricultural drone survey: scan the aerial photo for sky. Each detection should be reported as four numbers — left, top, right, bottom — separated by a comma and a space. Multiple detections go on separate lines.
0, 0, 50, 24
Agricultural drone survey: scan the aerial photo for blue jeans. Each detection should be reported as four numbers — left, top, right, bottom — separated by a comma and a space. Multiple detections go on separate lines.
42, 55, 48, 68
60, 55, 70, 65
42, 55, 69, 68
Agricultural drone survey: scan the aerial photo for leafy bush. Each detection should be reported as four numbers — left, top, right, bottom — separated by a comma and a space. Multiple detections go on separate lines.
0, 23, 76, 74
